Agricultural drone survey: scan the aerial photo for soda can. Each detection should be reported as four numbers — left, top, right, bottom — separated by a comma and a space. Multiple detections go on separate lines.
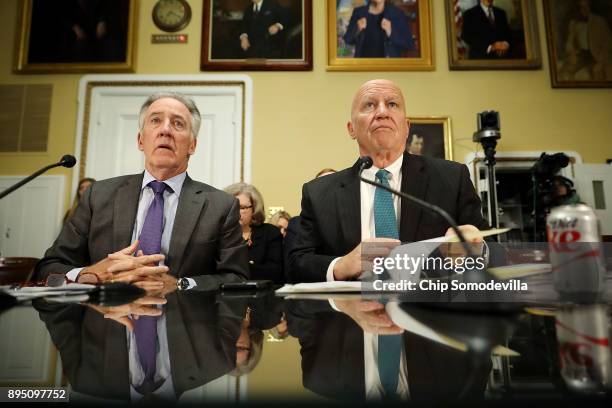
555, 304, 611, 392
546, 204, 605, 300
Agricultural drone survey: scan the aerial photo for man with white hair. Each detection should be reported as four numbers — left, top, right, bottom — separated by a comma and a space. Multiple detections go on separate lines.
36, 92, 249, 291
290, 79, 486, 284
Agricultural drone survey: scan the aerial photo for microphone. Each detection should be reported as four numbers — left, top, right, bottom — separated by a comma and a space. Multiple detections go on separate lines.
59, 154, 77, 168
357, 156, 475, 256
0, 155, 77, 200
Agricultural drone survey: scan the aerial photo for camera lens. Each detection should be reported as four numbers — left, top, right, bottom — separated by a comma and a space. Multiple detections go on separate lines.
482, 113, 498, 128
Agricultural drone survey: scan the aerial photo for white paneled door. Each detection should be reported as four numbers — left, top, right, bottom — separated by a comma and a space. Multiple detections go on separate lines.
0, 176, 64, 258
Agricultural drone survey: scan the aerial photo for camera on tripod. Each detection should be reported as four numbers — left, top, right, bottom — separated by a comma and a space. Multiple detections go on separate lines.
473, 111, 501, 144
477, 111, 500, 132
473, 111, 502, 229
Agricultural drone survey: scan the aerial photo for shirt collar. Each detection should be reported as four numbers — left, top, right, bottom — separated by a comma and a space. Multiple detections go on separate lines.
481, 3, 493, 14
142, 170, 187, 197
362, 154, 403, 183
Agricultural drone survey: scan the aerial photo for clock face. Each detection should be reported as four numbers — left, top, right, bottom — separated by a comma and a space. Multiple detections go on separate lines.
153, 0, 192, 32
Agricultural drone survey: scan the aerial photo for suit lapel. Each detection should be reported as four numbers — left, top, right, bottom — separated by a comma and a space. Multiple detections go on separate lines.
400, 153, 429, 242
336, 166, 361, 249
113, 174, 142, 251
167, 176, 208, 276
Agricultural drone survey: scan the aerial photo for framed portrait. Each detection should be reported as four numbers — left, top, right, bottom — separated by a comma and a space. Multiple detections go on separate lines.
406, 117, 453, 160
445, 0, 541, 70
201, 0, 313, 71
14, 0, 137, 74
543, 0, 612, 88
328, 0, 434, 71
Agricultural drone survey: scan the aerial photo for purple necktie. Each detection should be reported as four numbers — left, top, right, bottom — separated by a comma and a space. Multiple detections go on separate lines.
133, 180, 168, 388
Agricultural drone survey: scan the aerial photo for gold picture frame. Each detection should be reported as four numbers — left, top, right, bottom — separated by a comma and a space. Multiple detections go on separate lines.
445, 0, 541, 70
543, 0, 612, 88
14, 0, 137, 74
327, 0, 434, 71
406, 116, 453, 160
201, 0, 313, 71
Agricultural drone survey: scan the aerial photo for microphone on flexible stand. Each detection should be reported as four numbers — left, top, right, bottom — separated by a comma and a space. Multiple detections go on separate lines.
356, 156, 476, 257
0, 155, 77, 200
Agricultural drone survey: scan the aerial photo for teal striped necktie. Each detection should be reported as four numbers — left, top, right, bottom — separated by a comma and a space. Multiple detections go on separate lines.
374, 169, 402, 397
374, 169, 399, 239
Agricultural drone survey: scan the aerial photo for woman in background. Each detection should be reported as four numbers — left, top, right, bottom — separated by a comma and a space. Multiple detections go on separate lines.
269, 210, 291, 237
224, 183, 284, 283
63, 177, 96, 223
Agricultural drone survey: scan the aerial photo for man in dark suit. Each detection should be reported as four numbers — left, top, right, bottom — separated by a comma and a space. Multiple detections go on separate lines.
343, 0, 413, 58
35, 92, 249, 291
239, 0, 287, 58
461, 0, 512, 59
288, 79, 487, 283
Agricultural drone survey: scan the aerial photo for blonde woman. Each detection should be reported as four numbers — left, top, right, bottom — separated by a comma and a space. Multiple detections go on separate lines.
269, 210, 291, 237
224, 183, 284, 283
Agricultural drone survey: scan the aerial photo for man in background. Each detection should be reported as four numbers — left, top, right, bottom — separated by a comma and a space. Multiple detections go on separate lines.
239, 0, 288, 58
461, 0, 512, 59
560, 0, 612, 81
406, 133, 424, 155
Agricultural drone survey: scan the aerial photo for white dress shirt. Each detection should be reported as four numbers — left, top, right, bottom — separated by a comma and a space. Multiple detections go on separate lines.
326, 155, 409, 400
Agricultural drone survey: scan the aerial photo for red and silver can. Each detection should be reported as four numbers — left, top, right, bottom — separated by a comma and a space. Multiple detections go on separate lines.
555, 304, 611, 392
546, 204, 605, 299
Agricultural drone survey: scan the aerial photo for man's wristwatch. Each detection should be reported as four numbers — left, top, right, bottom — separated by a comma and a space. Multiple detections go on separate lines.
177, 277, 190, 291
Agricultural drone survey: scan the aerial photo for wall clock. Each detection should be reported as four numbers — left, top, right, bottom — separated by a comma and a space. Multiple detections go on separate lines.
152, 0, 192, 32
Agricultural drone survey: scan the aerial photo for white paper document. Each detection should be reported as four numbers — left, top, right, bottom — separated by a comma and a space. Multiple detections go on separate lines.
275, 281, 362, 294
487, 263, 552, 280
277, 229, 510, 294
387, 302, 520, 356
420, 228, 510, 243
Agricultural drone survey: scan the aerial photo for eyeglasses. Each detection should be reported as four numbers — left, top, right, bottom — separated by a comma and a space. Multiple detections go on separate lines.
240, 205, 253, 211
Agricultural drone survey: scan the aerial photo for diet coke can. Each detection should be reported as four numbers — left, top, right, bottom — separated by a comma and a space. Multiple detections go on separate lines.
547, 204, 605, 300
555, 304, 611, 392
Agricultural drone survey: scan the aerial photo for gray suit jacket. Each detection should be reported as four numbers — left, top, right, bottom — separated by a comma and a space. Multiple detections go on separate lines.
35, 173, 249, 285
